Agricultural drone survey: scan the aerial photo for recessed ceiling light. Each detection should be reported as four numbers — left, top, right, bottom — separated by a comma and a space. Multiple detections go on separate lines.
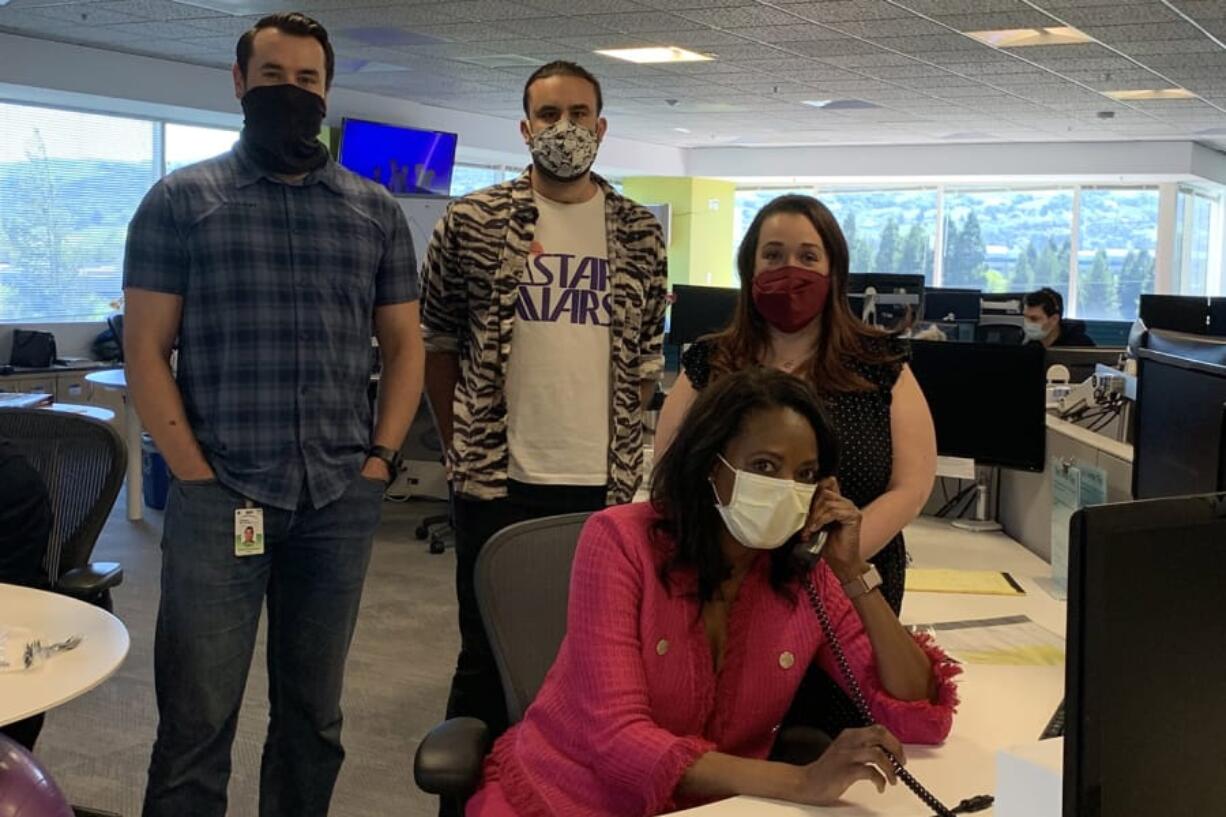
802, 99, 879, 110
965, 26, 1093, 48
673, 127, 691, 133
594, 46, 712, 64
1104, 88, 1198, 101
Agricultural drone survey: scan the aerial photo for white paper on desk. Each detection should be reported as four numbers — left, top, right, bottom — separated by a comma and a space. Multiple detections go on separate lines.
912, 615, 1065, 666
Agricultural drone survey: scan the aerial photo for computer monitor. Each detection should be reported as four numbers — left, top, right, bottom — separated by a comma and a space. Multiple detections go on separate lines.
1081, 320, 1133, 348
847, 273, 924, 330
1209, 298, 1226, 337
923, 288, 981, 323
909, 340, 1046, 471
1045, 348, 1122, 384
1132, 346, 1226, 499
980, 291, 1027, 316
1065, 494, 1226, 817
668, 284, 738, 347
1139, 294, 1210, 335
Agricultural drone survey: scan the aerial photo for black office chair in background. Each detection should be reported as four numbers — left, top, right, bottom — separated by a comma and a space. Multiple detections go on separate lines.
0, 409, 125, 610
413, 512, 829, 809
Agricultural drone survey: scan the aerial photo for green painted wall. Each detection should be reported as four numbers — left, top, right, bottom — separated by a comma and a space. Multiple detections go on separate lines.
623, 176, 736, 288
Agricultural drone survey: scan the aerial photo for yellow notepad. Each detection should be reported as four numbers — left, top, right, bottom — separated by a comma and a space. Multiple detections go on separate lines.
905, 568, 1025, 596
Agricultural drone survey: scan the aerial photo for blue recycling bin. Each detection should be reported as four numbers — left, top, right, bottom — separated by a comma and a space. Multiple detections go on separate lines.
141, 433, 170, 511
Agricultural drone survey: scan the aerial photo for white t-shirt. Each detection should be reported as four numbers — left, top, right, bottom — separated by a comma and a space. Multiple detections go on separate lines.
505, 189, 611, 486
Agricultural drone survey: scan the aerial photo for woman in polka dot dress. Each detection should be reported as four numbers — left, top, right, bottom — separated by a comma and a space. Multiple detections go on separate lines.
654, 193, 937, 736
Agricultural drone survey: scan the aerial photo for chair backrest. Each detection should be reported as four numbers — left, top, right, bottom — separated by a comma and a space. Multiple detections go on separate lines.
0, 409, 126, 583
475, 512, 592, 725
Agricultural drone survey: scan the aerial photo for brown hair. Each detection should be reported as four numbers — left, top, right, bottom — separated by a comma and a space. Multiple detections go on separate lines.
708, 194, 901, 394
237, 12, 335, 89
523, 61, 603, 115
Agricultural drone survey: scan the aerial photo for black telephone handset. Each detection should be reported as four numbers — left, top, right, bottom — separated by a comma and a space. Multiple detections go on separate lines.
794, 526, 992, 817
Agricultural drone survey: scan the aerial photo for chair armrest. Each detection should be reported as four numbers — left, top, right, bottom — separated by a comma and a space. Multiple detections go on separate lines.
56, 562, 123, 599
413, 717, 491, 797
769, 725, 832, 766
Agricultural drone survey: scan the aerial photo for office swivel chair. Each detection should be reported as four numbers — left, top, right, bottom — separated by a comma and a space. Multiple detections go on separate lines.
413, 513, 830, 809
0, 409, 125, 610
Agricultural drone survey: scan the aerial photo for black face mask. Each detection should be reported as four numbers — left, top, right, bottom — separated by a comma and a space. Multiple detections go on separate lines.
240, 84, 329, 175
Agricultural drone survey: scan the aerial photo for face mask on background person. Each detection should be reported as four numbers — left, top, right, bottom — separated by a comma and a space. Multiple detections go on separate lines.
710, 455, 818, 551
1022, 319, 1050, 341
240, 84, 329, 175
528, 119, 600, 182
752, 266, 832, 334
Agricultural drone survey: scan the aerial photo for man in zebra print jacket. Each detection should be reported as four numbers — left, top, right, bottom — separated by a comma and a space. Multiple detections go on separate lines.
420, 60, 669, 765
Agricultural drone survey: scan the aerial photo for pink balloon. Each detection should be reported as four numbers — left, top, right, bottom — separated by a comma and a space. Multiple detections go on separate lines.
0, 734, 73, 817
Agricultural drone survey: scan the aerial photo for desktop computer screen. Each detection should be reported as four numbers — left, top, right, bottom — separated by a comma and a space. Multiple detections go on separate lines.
1132, 347, 1226, 499
1045, 348, 1122, 384
923, 288, 981, 323
909, 340, 1046, 471
1139, 294, 1210, 335
847, 273, 924, 331
668, 284, 738, 347
1065, 494, 1226, 817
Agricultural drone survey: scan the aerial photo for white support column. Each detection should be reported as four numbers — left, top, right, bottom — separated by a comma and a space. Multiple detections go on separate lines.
1155, 183, 1179, 295
932, 186, 945, 288
1068, 186, 1081, 317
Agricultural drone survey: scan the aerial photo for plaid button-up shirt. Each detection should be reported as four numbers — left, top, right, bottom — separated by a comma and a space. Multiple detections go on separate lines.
123, 143, 418, 510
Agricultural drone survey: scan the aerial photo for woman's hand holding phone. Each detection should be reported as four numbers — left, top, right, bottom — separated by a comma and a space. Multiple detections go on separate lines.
803, 477, 871, 584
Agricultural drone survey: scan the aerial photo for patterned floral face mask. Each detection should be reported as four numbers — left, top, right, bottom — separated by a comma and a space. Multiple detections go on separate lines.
528, 119, 599, 182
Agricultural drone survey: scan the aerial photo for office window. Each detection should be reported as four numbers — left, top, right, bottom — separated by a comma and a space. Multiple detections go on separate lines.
165, 123, 238, 174
733, 188, 813, 264
943, 189, 1073, 300
450, 163, 506, 196
1173, 188, 1222, 297
0, 101, 156, 322
820, 189, 938, 280
1078, 187, 1159, 321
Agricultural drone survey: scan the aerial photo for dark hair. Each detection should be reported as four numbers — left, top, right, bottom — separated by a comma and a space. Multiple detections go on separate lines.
237, 12, 335, 89
709, 195, 902, 394
650, 367, 839, 604
522, 61, 603, 116
1025, 287, 1063, 317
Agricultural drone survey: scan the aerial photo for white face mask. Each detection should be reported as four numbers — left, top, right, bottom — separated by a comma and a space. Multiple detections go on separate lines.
710, 455, 818, 551
1022, 319, 1049, 341
529, 119, 599, 181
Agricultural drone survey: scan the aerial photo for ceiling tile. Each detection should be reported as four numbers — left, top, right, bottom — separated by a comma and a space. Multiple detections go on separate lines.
27, 4, 146, 26
1080, 21, 1209, 42
928, 11, 1064, 30
676, 6, 803, 28
725, 24, 846, 42
1052, 2, 1183, 26
784, 1, 920, 22
446, 1, 555, 21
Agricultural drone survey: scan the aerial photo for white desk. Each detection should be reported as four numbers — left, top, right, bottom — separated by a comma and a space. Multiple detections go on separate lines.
670, 517, 1065, 816
0, 584, 130, 727
84, 369, 141, 521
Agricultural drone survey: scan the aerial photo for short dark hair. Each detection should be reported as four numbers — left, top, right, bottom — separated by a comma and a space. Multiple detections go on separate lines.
522, 61, 603, 116
237, 12, 335, 89
1025, 287, 1063, 317
650, 367, 840, 604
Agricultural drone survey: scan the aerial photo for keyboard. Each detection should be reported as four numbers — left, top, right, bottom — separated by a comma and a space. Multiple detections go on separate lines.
1040, 699, 1065, 740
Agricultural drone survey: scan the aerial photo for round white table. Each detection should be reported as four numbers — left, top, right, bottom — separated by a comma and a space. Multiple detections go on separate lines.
85, 368, 142, 521
0, 583, 130, 727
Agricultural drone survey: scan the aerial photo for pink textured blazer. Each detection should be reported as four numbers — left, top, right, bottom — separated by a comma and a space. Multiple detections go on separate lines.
467, 502, 959, 817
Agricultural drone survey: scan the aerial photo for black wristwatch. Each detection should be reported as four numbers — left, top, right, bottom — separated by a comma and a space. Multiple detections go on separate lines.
367, 445, 402, 483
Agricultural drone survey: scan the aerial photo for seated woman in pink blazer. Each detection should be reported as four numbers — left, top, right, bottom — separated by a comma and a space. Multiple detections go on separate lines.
467, 368, 959, 817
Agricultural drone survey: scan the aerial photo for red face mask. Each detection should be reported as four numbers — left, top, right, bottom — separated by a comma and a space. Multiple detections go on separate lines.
751, 266, 831, 334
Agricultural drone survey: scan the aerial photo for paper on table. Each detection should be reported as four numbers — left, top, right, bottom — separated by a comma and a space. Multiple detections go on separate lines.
905, 568, 1025, 596
912, 615, 1065, 666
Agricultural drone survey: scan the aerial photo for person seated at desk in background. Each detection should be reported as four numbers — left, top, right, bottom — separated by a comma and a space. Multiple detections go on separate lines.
1022, 287, 1096, 348
466, 369, 958, 817
0, 434, 53, 751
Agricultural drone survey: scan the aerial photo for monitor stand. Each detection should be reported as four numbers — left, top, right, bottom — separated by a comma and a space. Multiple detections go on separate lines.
951, 469, 1003, 532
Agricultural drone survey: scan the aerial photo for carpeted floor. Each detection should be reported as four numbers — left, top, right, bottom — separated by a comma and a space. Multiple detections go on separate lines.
34, 488, 458, 817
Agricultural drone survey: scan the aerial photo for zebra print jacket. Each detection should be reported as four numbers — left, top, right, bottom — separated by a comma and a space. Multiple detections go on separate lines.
420, 170, 668, 504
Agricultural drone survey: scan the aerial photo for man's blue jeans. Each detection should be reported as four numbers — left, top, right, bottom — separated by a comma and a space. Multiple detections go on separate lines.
142, 473, 385, 817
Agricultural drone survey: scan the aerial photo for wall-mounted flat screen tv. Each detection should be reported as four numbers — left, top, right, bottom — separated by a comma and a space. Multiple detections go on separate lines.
338, 118, 458, 197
